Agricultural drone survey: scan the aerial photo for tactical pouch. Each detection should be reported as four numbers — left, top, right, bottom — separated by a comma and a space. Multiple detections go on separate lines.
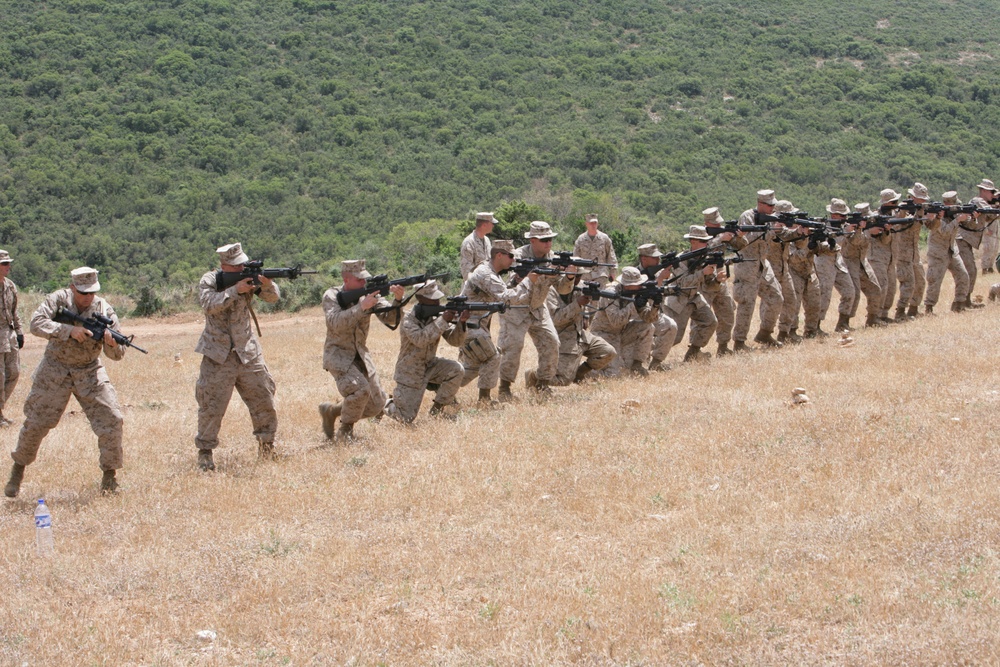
462, 335, 497, 363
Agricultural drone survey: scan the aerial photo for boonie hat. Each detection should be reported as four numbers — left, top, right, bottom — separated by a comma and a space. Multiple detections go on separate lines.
524, 221, 557, 239
826, 198, 850, 215
71, 266, 101, 293
491, 239, 515, 255
880, 189, 902, 205
908, 182, 930, 200
684, 225, 712, 241
341, 259, 372, 280
757, 189, 777, 205
620, 267, 645, 287
637, 243, 662, 258
854, 202, 872, 216
217, 242, 249, 266
774, 200, 799, 214
942, 191, 959, 204
977, 178, 997, 192
415, 280, 445, 300
702, 207, 726, 225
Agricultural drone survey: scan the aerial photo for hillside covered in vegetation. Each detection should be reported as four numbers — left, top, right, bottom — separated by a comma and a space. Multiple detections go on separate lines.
3, 0, 1000, 305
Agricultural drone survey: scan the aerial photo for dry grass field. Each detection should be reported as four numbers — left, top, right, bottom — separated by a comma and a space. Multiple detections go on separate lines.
1, 278, 999, 666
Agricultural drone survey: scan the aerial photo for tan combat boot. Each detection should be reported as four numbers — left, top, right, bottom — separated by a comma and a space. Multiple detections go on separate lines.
835, 314, 851, 332
776, 330, 788, 344
429, 402, 457, 420
950, 301, 964, 313
336, 422, 356, 442
716, 342, 733, 356
258, 440, 278, 461
866, 314, 887, 327
732, 340, 752, 353
629, 360, 649, 377
682, 345, 710, 363
319, 402, 342, 440
4, 462, 25, 498
197, 449, 215, 472
573, 362, 593, 383
965, 298, 985, 309
906, 305, 920, 318
647, 359, 669, 372
925, 304, 934, 316
100, 469, 118, 494
498, 380, 514, 403
753, 330, 783, 348
523, 370, 538, 389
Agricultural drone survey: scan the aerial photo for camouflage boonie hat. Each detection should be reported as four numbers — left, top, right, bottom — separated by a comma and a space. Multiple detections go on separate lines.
908, 182, 930, 199
757, 189, 777, 205
977, 178, 997, 192
341, 259, 372, 280
702, 207, 725, 225
524, 221, 557, 239
774, 200, 799, 214
71, 266, 101, 293
415, 280, 445, 300
585, 214, 599, 223
854, 202, 872, 216
475, 212, 496, 225
637, 243, 662, 258
684, 225, 712, 241
620, 266, 645, 286
879, 188, 901, 205
0, 249, 11, 264
942, 190, 959, 204
217, 242, 249, 266
491, 239, 515, 255
826, 198, 850, 215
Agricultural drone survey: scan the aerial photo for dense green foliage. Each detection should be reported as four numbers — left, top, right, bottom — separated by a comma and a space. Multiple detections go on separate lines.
3, 0, 1000, 307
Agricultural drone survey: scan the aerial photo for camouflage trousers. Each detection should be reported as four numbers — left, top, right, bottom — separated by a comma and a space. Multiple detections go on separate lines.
924, 247, 969, 308
328, 355, 387, 427
911, 255, 926, 308
498, 310, 559, 384
195, 352, 277, 450
815, 255, 856, 320
788, 267, 821, 334
11, 357, 123, 471
460, 325, 501, 390
649, 311, 678, 363
551, 329, 615, 386
387, 358, 464, 423
774, 267, 798, 335
702, 286, 735, 345
592, 320, 652, 376
0, 346, 19, 414
732, 260, 783, 341
664, 295, 717, 348
843, 257, 882, 318
958, 239, 980, 298
981, 233, 999, 271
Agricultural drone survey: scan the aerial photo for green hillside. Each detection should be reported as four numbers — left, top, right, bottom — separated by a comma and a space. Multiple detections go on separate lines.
3, 0, 1000, 305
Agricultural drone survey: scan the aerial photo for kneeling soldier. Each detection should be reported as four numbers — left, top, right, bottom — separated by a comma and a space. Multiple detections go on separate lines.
540, 270, 616, 386
590, 267, 660, 376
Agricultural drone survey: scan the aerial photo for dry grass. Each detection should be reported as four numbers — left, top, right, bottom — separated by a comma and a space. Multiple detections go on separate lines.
2, 276, 1000, 666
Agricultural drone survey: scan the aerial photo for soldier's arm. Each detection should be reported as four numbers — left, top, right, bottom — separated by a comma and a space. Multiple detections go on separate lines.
401, 312, 448, 347
198, 273, 241, 315
375, 293, 404, 329
601, 298, 632, 329
459, 238, 475, 281
255, 278, 280, 304
29, 292, 73, 340
442, 320, 467, 347
100, 305, 126, 361
11, 284, 22, 335
550, 294, 582, 330
637, 302, 659, 324
322, 289, 371, 332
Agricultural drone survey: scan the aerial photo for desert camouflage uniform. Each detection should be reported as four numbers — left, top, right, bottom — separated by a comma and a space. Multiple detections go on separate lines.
195, 272, 280, 450
498, 245, 575, 385
924, 211, 970, 309
701, 238, 735, 345
766, 228, 799, 336
840, 226, 882, 319
813, 238, 856, 322
786, 237, 821, 335
663, 260, 717, 348
386, 307, 467, 422
866, 224, 896, 319
961, 197, 996, 296
322, 286, 400, 427
648, 305, 679, 365
730, 209, 783, 341
547, 287, 615, 385
0, 277, 22, 417
980, 219, 999, 272
11, 289, 125, 471
460, 232, 492, 281
590, 282, 659, 375
892, 220, 922, 314
459, 262, 532, 389
573, 231, 617, 285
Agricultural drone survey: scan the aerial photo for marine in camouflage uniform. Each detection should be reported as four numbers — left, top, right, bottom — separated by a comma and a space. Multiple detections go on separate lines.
318, 259, 404, 441
840, 203, 885, 328
636, 244, 677, 371
590, 267, 660, 376
730, 189, 784, 350
5, 267, 125, 498
814, 199, 856, 334
785, 216, 822, 338
544, 275, 615, 386
458, 239, 533, 405
460, 212, 495, 281
923, 191, 970, 313
962, 178, 999, 309
195, 243, 280, 470
385, 281, 468, 423
663, 227, 718, 362
701, 208, 737, 356
870, 190, 904, 323
573, 214, 618, 286
767, 201, 805, 343
892, 183, 934, 321
0, 250, 23, 426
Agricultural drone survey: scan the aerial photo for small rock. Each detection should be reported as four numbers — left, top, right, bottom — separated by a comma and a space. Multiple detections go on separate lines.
620, 399, 641, 413
792, 388, 808, 396
196, 630, 217, 643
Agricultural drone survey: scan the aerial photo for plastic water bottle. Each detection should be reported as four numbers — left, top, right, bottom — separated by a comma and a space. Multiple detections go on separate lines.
35, 499, 54, 556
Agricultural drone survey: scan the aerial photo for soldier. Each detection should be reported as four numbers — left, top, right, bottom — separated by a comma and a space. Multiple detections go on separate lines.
460, 212, 495, 281
318, 259, 404, 441
731, 189, 784, 350
815, 198, 857, 334
459, 239, 533, 404
840, 203, 885, 329
4, 267, 125, 497
573, 214, 618, 286
384, 280, 469, 423
981, 214, 999, 275
636, 244, 678, 372
589, 267, 660, 376
498, 221, 575, 401
195, 243, 280, 471
923, 191, 970, 314
544, 271, 616, 385
767, 201, 804, 343
871, 189, 902, 324
893, 183, 934, 321
0, 250, 23, 427
701, 208, 737, 355
664, 226, 718, 362
962, 178, 998, 309
782, 205, 823, 338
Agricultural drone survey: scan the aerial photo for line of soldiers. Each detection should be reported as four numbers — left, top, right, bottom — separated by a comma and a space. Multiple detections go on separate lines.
5, 180, 1000, 493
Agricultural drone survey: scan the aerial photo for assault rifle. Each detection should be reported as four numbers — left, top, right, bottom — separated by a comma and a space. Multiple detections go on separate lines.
215, 260, 317, 291
698, 251, 751, 276
336, 271, 449, 309
509, 263, 574, 280
54, 308, 148, 354
656, 245, 711, 270
704, 220, 777, 236
631, 281, 694, 309
866, 215, 917, 231
413, 295, 519, 319
549, 251, 616, 270
575, 280, 635, 304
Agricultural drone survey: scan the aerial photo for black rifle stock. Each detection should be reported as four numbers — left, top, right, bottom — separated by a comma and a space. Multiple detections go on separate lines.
54, 308, 148, 354
413, 295, 518, 319
336, 272, 449, 310
215, 259, 317, 291
548, 250, 616, 269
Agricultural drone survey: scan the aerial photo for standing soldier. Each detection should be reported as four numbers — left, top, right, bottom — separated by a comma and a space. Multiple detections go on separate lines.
963, 178, 998, 309
543, 271, 616, 386
385, 280, 469, 423
460, 212, 495, 281
892, 183, 933, 321
981, 216, 999, 275
589, 267, 660, 375
815, 198, 857, 334
573, 214, 618, 286
0, 250, 23, 426
459, 240, 533, 404
872, 189, 903, 324
701, 208, 737, 356
768, 201, 803, 344
195, 243, 280, 471
923, 191, 970, 314
786, 221, 823, 338
5, 267, 125, 497
498, 221, 575, 401
318, 260, 404, 441
731, 189, 784, 350
664, 227, 718, 362
840, 203, 884, 329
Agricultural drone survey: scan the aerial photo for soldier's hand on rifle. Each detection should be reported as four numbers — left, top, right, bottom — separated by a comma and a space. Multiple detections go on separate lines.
70, 326, 92, 343
577, 294, 591, 307
360, 293, 379, 311
442, 309, 456, 322
389, 285, 405, 301
459, 309, 471, 323
236, 277, 256, 294
719, 231, 735, 242
103, 329, 118, 348
655, 267, 671, 285
257, 274, 273, 288
702, 264, 716, 276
